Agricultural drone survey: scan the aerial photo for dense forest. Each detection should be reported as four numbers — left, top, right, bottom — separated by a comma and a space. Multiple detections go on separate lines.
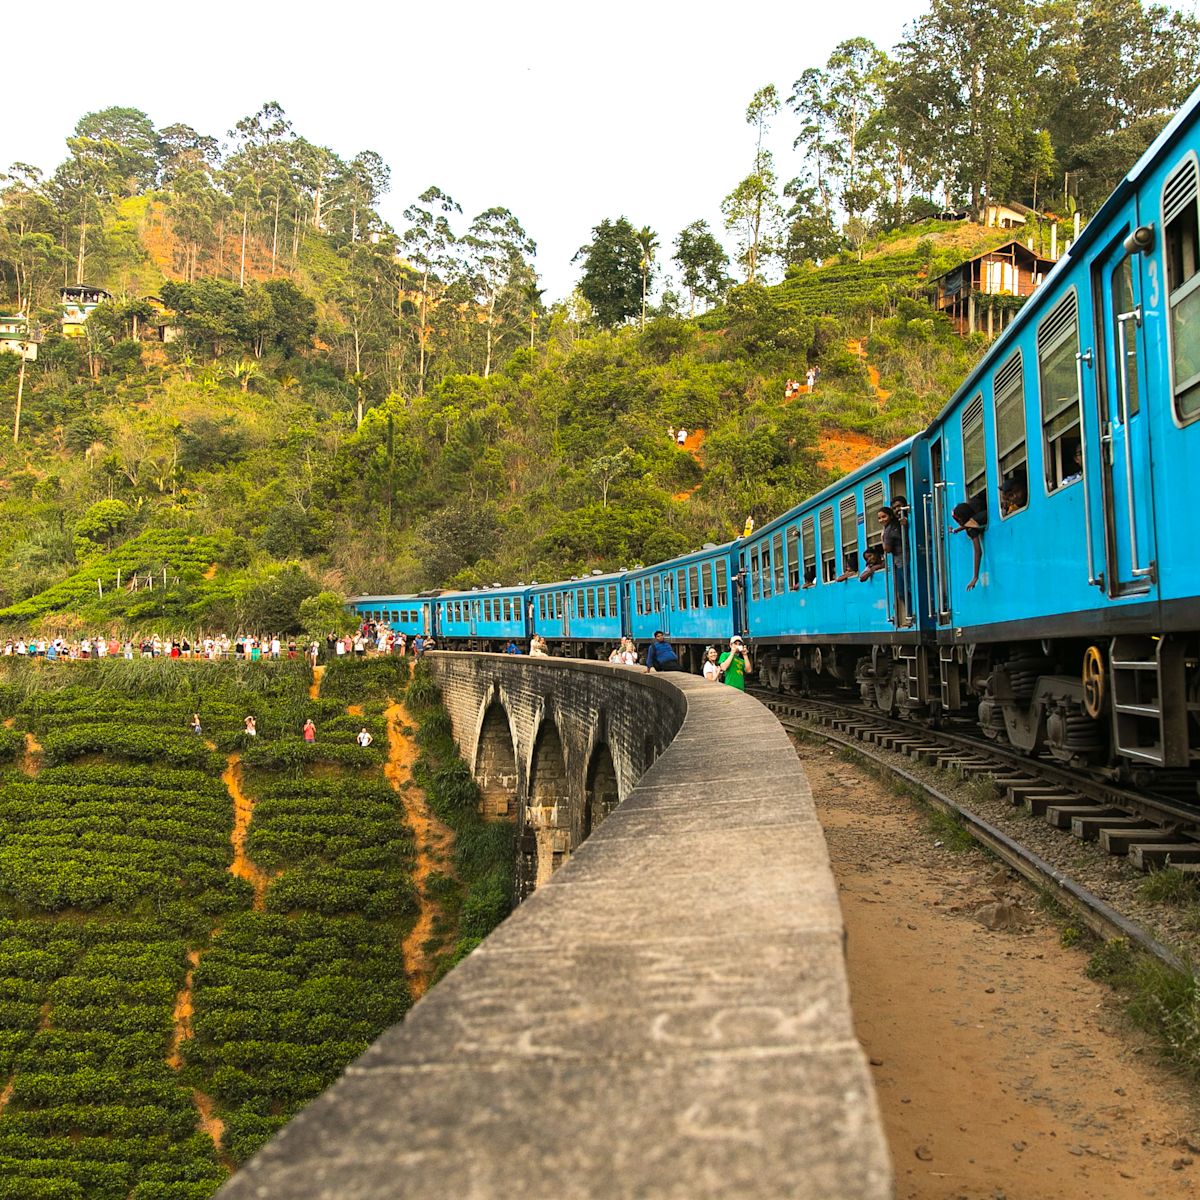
0, 0, 1195, 633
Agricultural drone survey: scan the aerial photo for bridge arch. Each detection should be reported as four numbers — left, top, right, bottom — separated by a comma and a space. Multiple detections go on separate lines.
583, 741, 619, 837
473, 694, 518, 820
520, 717, 571, 897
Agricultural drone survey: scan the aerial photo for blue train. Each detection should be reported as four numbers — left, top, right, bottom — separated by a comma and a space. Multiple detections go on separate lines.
351, 84, 1200, 774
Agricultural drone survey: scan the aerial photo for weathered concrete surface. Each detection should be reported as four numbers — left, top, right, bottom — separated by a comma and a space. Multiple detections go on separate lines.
218, 658, 892, 1200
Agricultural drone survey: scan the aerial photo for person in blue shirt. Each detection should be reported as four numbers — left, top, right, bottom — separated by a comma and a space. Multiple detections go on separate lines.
644, 630, 683, 672
504, 640, 521, 654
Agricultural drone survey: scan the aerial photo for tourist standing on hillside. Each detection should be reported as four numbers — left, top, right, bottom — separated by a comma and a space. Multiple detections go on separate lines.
191, 713, 202, 737
244, 716, 257, 737
303, 718, 316, 743
356, 727, 373, 748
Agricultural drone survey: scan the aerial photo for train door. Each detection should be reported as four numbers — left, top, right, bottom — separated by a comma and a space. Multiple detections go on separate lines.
563, 592, 572, 638
660, 571, 672, 636
468, 600, 478, 638
1092, 227, 1157, 595
732, 550, 749, 636
926, 438, 951, 623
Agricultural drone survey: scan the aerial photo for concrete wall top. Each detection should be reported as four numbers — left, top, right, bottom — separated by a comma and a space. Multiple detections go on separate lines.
219, 656, 892, 1200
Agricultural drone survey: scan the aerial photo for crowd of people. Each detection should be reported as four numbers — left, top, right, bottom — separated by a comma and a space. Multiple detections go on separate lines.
1, 625, 436, 664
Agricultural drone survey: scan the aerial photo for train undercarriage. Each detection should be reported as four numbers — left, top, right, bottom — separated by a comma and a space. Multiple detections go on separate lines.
754, 633, 1200, 777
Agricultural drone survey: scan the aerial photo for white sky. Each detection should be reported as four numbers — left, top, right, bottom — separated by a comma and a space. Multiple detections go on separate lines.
8, 1, 931, 301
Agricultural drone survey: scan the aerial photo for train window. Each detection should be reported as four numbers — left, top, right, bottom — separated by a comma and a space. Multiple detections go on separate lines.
750, 546, 761, 600
772, 532, 785, 594
608, 585, 617, 614
598, 588, 607, 618
635, 581, 642, 615
819, 506, 836, 581
689, 565, 700, 608
653, 575, 662, 611
863, 481, 885, 549
1165, 156, 1200, 420
587, 589, 596, 619
786, 527, 800, 590
760, 541, 773, 598
702, 562, 713, 606
538, 595, 546, 620
676, 568, 688, 610
802, 516, 817, 587
1037, 292, 1082, 490
475, 601, 482, 620
1112, 256, 1140, 418
962, 395, 986, 504
484, 599, 492, 622
711, 559, 725, 606
838, 496, 859, 573
555, 593, 562, 619
992, 352, 1028, 515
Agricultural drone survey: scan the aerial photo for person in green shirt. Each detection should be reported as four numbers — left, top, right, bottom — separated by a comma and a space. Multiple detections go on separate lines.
717, 637, 752, 690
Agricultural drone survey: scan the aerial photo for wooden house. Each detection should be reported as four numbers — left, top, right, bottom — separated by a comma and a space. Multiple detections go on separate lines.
983, 200, 1042, 229
60, 285, 111, 337
930, 241, 1058, 337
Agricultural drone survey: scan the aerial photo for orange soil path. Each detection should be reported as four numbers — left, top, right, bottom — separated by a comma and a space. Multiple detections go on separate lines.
384, 701, 455, 1000
847, 338, 892, 404
309, 664, 324, 700
223, 753, 270, 909
820, 428, 888, 474
167, 949, 201, 1070
0, 1080, 12, 1116
20, 732, 41, 778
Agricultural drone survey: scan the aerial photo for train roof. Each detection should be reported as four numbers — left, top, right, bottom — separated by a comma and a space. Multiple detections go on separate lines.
623, 539, 740, 578
528, 570, 627, 592
929, 80, 1200, 429
348, 593, 429, 604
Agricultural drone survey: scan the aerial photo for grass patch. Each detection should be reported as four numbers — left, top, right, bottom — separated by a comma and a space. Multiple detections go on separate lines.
1087, 937, 1200, 1079
1138, 866, 1200, 906
920, 803, 976, 852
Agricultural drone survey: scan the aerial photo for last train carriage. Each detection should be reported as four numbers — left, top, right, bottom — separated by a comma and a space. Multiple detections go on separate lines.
349, 83, 1200, 773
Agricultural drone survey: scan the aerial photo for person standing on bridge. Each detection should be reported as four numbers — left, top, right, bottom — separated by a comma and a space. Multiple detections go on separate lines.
716, 637, 752, 690
645, 630, 683, 673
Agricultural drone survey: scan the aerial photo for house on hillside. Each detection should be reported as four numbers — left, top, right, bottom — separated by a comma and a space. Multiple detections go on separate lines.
983, 200, 1045, 229
144, 295, 181, 343
0, 314, 37, 361
60, 285, 111, 338
929, 240, 1058, 337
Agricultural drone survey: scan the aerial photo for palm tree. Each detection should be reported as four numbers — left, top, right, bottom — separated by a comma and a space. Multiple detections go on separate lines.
521, 280, 546, 351
636, 226, 659, 331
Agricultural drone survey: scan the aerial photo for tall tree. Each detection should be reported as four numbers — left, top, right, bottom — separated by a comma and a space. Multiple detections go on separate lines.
401, 186, 461, 395
722, 86, 783, 282
573, 217, 643, 328
462, 207, 536, 377
635, 225, 659, 330
672, 220, 730, 315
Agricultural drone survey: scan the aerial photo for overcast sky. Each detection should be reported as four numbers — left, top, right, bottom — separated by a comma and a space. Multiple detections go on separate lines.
10, 1, 932, 300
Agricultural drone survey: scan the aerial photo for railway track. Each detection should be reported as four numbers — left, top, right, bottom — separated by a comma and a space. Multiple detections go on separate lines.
754, 689, 1199, 974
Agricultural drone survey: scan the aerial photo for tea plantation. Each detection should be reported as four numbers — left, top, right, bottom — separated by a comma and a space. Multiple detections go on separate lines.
0, 656, 501, 1197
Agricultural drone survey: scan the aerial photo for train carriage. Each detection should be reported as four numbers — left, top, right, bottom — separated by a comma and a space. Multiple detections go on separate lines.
435, 587, 529, 649
529, 572, 623, 656
347, 594, 434, 638
625, 543, 740, 667
923, 84, 1200, 769
741, 440, 930, 699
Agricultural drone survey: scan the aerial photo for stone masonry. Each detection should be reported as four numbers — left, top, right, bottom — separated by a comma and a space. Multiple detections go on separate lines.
218, 656, 892, 1200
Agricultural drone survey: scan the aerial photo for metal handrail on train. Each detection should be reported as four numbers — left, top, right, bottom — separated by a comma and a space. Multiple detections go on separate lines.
1116, 307, 1153, 579
1074, 348, 1103, 588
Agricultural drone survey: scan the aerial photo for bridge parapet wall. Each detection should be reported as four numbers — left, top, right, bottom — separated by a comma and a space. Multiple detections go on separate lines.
219, 655, 892, 1200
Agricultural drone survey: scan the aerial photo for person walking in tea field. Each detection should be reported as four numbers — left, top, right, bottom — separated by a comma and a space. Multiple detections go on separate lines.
303, 718, 316, 743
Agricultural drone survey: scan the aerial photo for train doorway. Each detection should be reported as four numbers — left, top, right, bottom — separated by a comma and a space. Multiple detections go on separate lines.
1092, 228, 1158, 596
927, 438, 951, 623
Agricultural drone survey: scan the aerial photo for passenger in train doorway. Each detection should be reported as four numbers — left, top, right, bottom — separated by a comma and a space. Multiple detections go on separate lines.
644, 630, 683, 672
717, 637, 753, 690
878, 506, 910, 624
951, 497, 987, 591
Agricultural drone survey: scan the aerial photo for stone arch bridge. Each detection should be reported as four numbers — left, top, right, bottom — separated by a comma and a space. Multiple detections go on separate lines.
220, 653, 890, 1200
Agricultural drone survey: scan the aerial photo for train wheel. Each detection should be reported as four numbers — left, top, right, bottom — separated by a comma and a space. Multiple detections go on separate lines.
1082, 645, 1106, 719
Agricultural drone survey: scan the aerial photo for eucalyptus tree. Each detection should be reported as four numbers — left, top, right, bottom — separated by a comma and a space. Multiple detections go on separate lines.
722, 85, 783, 282
401, 185, 461, 394
462, 206, 536, 376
